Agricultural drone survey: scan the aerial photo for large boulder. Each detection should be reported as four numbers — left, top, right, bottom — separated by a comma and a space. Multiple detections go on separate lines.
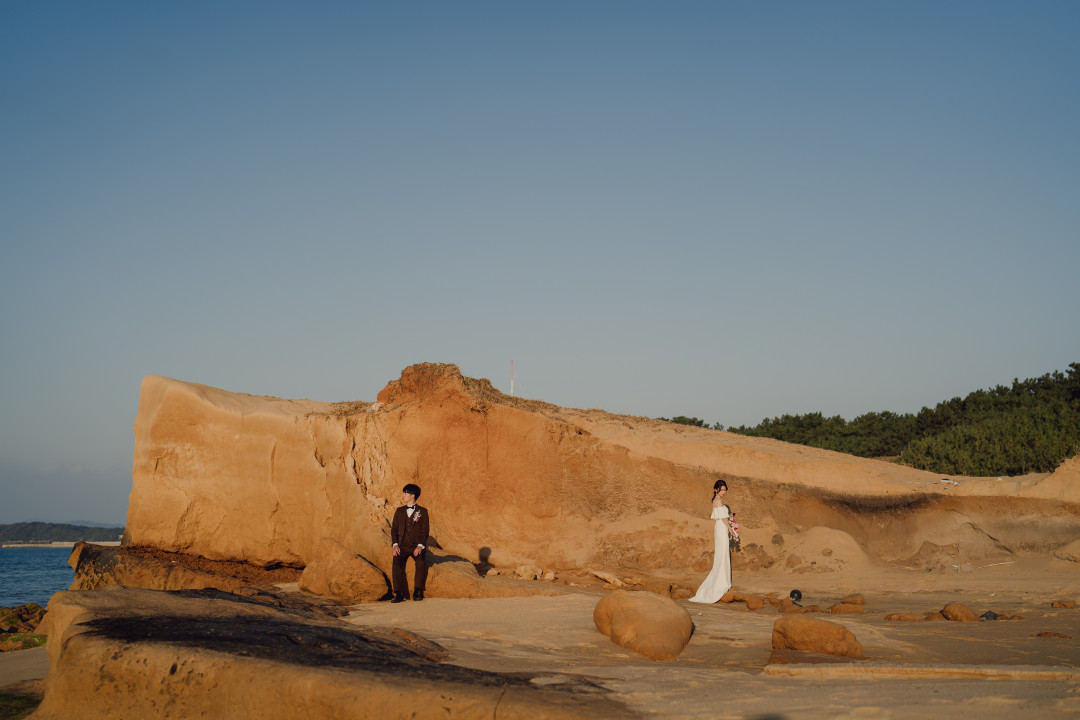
771, 615, 863, 657
298, 538, 390, 603
593, 589, 693, 661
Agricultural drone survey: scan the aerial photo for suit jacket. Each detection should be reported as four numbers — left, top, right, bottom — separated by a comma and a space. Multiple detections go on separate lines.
391, 505, 430, 549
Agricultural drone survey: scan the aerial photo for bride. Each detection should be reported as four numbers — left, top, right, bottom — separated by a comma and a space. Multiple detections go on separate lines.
689, 479, 734, 603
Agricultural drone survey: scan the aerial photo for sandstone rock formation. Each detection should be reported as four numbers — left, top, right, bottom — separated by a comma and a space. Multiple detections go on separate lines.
125, 363, 1080, 582
34, 586, 633, 720
771, 615, 863, 658
593, 589, 694, 661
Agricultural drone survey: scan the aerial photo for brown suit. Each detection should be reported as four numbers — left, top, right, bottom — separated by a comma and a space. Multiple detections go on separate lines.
391, 504, 430, 597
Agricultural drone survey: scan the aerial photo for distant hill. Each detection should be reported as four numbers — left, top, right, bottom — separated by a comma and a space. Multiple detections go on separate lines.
0, 522, 124, 543
62, 520, 127, 528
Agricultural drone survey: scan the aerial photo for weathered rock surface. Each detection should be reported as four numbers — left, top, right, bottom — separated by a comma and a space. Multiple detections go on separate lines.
0, 603, 44, 634
125, 364, 1080, 577
0, 603, 47, 653
298, 538, 391, 603
69, 542, 264, 594
33, 586, 634, 720
592, 589, 694, 661
771, 615, 863, 657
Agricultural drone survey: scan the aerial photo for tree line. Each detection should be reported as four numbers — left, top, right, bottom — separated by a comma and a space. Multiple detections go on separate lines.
0, 522, 124, 543
660, 362, 1080, 477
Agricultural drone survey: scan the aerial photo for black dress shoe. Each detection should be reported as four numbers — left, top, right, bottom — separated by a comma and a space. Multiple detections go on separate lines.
391, 595, 407, 603
412, 591, 424, 601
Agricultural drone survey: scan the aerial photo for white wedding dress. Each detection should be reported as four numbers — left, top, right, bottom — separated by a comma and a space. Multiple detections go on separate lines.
689, 505, 731, 603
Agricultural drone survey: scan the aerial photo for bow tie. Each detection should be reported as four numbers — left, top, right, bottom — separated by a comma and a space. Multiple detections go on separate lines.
406, 506, 416, 512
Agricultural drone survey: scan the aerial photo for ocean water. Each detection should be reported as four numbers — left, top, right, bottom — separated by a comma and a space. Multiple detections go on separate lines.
0, 547, 76, 608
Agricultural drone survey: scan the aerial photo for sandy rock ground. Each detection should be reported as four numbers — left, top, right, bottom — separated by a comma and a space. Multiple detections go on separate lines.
2, 561, 1078, 719
338, 562, 1080, 719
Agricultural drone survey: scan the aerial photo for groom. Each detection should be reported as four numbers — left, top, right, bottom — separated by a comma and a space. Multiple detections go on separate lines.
390, 483, 430, 603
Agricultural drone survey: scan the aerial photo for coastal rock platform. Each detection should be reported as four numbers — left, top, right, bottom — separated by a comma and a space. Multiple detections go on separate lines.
31, 586, 634, 719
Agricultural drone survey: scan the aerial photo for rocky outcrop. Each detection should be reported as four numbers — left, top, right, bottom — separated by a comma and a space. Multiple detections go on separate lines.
69, 542, 258, 594
0, 603, 46, 652
125, 364, 1080, 577
0, 603, 44, 634
592, 589, 694, 661
34, 587, 635, 720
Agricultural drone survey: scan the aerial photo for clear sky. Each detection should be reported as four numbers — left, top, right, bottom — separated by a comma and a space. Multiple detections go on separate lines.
2, 1, 1077, 525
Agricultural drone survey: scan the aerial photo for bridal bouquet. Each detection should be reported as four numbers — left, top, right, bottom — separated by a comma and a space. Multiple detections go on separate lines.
730, 513, 741, 552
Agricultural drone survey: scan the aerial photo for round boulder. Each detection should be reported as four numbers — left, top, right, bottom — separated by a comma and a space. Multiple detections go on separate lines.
941, 602, 979, 622
593, 589, 693, 661
771, 615, 863, 657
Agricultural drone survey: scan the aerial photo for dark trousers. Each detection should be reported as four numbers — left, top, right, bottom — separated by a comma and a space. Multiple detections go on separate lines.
392, 546, 427, 597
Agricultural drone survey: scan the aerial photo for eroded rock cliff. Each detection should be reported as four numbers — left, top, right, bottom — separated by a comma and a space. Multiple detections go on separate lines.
126, 363, 1080, 574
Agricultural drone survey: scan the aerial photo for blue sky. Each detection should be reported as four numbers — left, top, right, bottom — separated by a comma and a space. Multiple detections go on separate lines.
2, 2, 1077, 524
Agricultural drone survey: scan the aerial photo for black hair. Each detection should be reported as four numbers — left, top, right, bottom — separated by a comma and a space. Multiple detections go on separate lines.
711, 479, 728, 499
403, 483, 421, 499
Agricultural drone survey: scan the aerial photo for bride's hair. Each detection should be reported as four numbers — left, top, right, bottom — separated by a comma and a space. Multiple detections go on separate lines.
711, 479, 728, 499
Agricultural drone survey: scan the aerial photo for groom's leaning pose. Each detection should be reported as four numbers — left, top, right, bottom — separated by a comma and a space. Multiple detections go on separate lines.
391, 483, 430, 603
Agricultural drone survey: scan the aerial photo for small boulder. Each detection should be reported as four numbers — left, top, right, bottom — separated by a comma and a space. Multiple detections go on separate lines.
884, 613, 924, 622
830, 603, 864, 615
924, 611, 946, 621
779, 604, 822, 615
427, 555, 485, 598
1036, 632, 1072, 639
941, 602, 979, 622
1051, 600, 1076, 609
515, 565, 543, 581
593, 589, 693, 661
729, 592, 765, 610
590, 569, 623, 587
841, 594, 865, 606
771, 615, 862, 657
299, 538, 390, 603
